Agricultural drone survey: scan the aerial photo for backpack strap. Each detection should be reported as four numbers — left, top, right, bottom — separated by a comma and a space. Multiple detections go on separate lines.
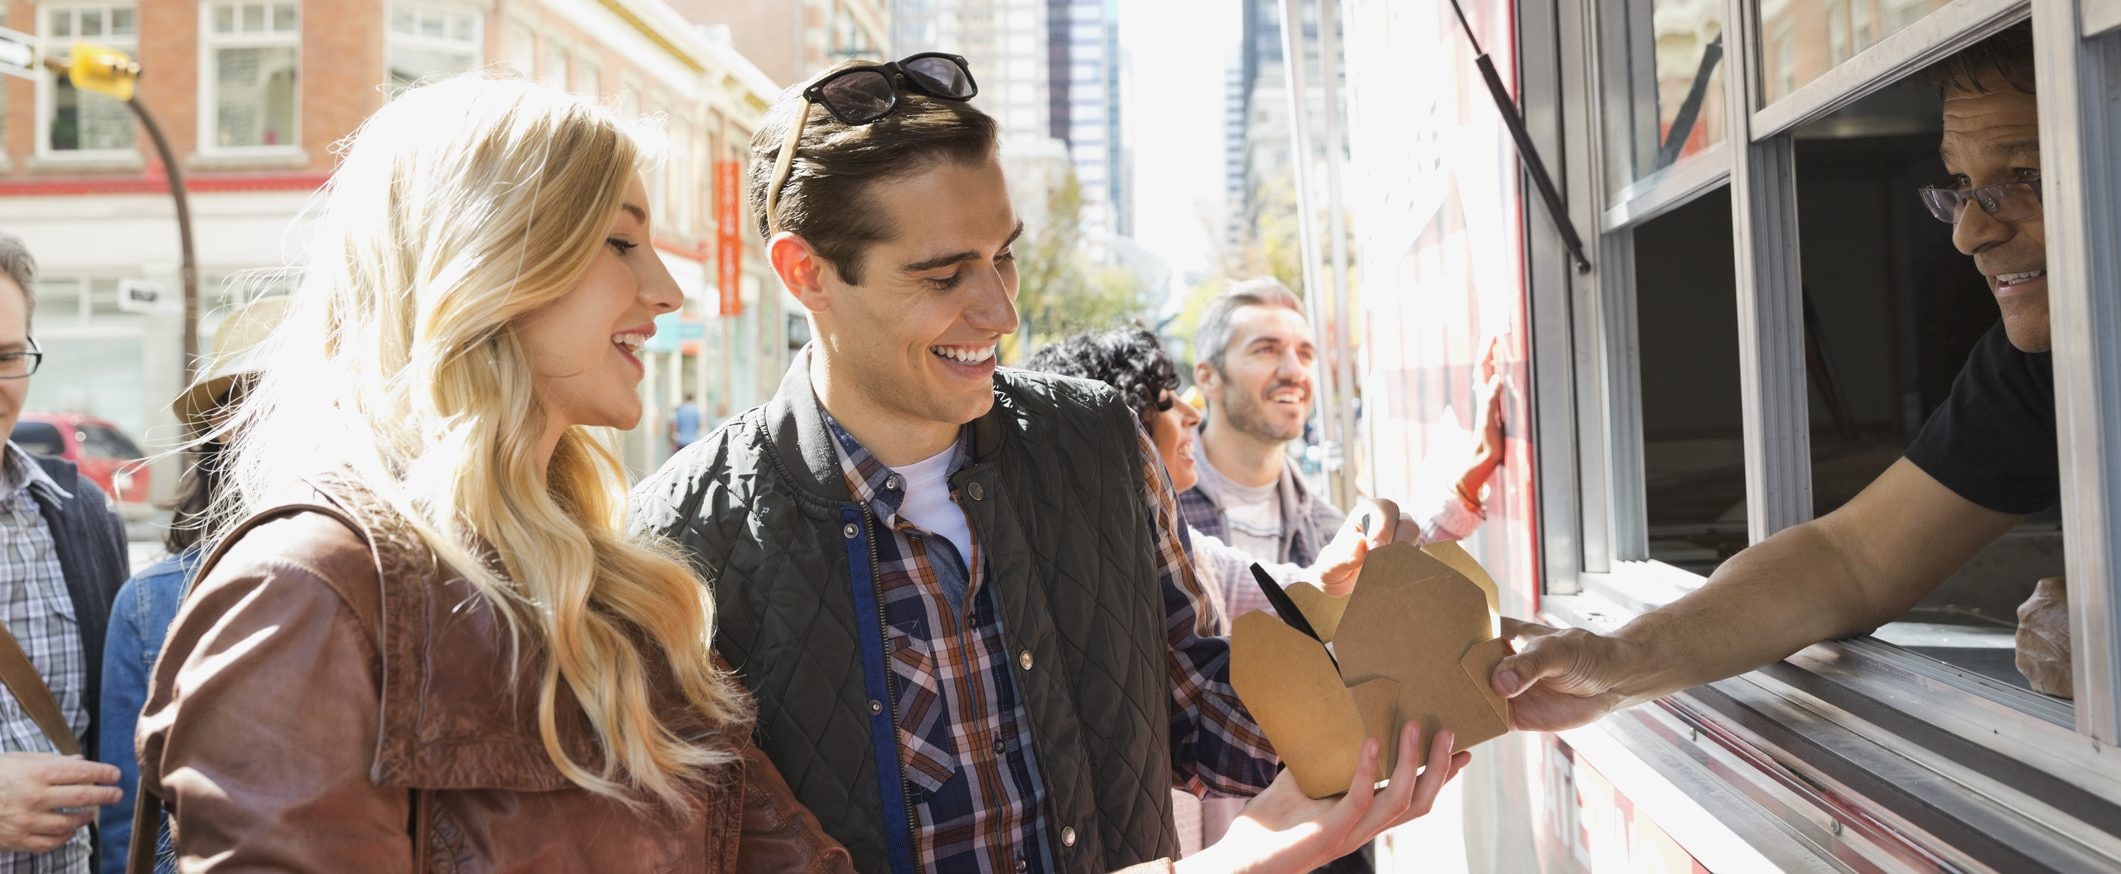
0, 623, 79, 757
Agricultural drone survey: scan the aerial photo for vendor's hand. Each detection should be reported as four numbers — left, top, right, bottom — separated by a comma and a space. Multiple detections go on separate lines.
0, 753, 120, 853
1489, 618, 1639, 732
1181, 722, 1470, 874
1313, 498, 1401, 597
2015, 577, 2073, 698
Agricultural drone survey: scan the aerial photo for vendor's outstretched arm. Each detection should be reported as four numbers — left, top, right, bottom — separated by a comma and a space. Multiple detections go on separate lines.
1494, 458, 2022, 731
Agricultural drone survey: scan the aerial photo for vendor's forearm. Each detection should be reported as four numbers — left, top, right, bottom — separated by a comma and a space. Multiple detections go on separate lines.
1605, 519, 1890, 705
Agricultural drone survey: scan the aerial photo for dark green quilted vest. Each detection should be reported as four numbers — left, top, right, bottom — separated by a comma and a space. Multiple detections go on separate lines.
633, 349, 1179, 873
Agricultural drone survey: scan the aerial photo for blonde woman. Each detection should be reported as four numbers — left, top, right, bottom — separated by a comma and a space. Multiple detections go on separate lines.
131, 76, 849, 871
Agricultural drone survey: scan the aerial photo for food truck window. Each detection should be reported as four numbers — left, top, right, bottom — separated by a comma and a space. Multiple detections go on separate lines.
1602, 0, 1729, 187
1630, 187, 1748, 574
1790, 73, 2065, 691
1755, 0, 1957, 105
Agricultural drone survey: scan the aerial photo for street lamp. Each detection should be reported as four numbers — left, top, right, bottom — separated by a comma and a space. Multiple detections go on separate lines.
43, 43, 201, 383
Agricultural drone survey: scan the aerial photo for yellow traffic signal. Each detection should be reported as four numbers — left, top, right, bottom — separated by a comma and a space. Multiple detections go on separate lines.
64, 41, 137, 102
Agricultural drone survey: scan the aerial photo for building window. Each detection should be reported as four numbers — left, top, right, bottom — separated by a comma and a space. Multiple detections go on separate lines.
39, 3, 140, 156
387, 1, 483, 92
648, 100, 670, 223
668, 118, 694, 233
200, 1, 300, 151
1828, 0, 1851, 65
541, 42, 568, 91
570, 53, 601, 97
504, 20, 536, 77
1, 8, 9, 146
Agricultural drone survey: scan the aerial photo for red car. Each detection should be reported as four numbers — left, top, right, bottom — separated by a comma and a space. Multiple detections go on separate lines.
10, 412, 152, 506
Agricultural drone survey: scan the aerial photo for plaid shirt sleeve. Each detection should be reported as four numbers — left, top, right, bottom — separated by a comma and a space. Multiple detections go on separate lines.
1132, 422, 1279, 798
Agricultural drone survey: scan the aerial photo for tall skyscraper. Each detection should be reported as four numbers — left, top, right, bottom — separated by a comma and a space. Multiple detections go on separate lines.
1225, 0, 1337, 250
892, 0, 1128, 246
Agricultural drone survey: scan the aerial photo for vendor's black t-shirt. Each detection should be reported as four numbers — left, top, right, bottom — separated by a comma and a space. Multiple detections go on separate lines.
1904, 323, 2061, 515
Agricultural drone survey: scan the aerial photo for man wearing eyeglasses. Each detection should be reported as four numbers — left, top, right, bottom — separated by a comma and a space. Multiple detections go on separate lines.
1491, 23, 2080, 735
634, 57, 1469, 874
0, 230, 129, 871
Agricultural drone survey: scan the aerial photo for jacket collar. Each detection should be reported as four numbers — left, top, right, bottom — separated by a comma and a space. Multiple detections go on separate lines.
3, 441, 73, 504
766, 345, 1009, 506
764, 346, 855, 502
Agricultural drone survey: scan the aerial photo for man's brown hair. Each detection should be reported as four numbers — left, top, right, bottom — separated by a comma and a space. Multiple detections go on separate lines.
1927, 22, 2035, 97
746, 61, 1000, 286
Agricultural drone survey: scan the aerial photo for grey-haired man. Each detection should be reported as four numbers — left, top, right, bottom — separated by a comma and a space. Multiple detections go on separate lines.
0, 230, 127, 871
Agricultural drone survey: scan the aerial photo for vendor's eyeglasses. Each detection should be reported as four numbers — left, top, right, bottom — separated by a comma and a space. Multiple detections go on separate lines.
1918, 180, 2042, 225
764, 53, 979, 235
0, 338, 43, 379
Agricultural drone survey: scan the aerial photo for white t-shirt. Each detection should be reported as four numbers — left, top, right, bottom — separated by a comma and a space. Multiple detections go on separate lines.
893, 443, 975, 568
1218, 474, 1284, 561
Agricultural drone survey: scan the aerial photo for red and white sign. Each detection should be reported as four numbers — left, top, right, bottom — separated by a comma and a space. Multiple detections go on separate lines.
715, 159, 743, 317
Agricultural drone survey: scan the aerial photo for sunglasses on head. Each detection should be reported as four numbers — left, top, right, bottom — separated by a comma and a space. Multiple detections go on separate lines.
764, 53, 979, 236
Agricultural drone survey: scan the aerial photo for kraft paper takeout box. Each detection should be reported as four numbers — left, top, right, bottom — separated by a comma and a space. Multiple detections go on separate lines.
1231, 541, 1512, 798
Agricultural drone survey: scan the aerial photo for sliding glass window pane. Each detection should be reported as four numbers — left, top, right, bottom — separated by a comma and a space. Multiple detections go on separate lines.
1757, 0, 1954, 104
1633, 187, 1748, 573
1605, 0, 1730, 186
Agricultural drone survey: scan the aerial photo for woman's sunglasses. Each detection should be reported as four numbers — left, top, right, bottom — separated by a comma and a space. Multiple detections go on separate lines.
764, 53, 979, 236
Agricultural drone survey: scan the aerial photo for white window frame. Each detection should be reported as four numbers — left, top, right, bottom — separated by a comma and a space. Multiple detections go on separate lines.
504, 18, 536, 78
570, 52, 601, 97
35, 1, 140, 164
2029, 0, 2121, 743
385, 0, 485, 92
667, 116, 695, 235
648, 99, 670, 225
0, 7, 10, 172
540, 39, 569, 92
196, 0, 303, 157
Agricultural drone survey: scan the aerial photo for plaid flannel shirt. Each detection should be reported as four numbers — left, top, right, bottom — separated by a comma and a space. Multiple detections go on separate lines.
825, 413, 1275, 873
0, 444, 91, 874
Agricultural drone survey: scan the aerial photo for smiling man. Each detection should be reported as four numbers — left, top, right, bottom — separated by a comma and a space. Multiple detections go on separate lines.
627, 58, 1421, 874
1182, 279, 1502, 624
1178, 279, 1504, 867
1491, 23, 2081, 736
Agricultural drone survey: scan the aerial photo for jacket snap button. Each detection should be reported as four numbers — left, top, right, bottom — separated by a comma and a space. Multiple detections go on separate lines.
869, 699, 883, 715
886, 475, 903, 490
1060, 826, 1076, 848
843, 523, 860, 539
1018, 650, 1033, 671
1015, 860, 1029, 873
967, 482, 985, 501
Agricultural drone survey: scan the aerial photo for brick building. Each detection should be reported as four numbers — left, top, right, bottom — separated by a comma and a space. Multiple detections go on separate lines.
0, 0, 790, 500
664, 0, 890, 88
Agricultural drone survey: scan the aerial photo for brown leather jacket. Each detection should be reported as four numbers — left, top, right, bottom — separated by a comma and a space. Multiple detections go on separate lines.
134, 486, 852, 873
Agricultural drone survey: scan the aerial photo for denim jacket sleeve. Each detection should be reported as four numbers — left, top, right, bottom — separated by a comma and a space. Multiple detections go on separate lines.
97, 554, 195, 874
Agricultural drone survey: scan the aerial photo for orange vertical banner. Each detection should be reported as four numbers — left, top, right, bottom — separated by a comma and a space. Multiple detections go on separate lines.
716, 159, 743, 317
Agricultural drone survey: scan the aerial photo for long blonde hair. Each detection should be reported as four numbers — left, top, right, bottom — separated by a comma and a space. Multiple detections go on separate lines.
210, 74, 746, 810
